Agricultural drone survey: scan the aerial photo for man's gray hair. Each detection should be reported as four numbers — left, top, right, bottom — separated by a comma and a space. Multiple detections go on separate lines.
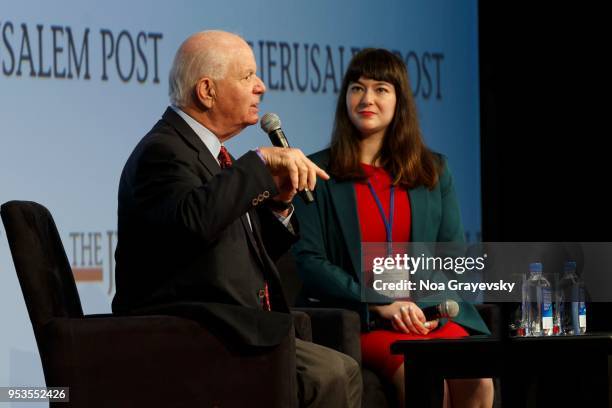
168, 31, 231, 108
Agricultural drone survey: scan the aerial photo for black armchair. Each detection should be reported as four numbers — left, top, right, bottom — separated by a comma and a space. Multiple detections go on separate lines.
1, 201, 298, 408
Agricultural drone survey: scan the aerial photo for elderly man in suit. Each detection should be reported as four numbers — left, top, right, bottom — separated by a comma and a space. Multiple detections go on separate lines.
112, 30, 362, 408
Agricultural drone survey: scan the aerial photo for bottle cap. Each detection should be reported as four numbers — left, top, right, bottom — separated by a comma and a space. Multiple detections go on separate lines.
529, 262, 543, 273
563, 260, 577, 273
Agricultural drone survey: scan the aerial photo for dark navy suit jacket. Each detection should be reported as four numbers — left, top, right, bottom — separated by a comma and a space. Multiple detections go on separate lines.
113, 108, 297, 346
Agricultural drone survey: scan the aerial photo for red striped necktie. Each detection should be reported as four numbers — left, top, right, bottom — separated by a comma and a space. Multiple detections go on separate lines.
217, 145, 232, 169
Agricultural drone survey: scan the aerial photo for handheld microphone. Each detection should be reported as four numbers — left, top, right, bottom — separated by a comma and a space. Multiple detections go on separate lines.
422, 299, 460, 321
260, 112, 314, 203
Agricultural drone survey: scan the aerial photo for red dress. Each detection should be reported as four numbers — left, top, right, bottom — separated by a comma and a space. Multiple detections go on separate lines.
355, 163, 469, 379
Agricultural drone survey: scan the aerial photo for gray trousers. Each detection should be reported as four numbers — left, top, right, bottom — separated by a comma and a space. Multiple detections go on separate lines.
296, 338, 362, 408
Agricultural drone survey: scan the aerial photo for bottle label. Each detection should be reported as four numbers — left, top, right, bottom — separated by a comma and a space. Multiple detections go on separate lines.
542, 288, 553, 317
542, 288, 553, 329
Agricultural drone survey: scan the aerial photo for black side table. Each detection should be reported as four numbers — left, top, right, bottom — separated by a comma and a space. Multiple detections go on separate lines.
505, 333, 612, 408
391, 333, 612, 408
391, 336, 503, 408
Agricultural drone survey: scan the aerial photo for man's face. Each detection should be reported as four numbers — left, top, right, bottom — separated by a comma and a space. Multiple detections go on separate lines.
212, 43, 266, 139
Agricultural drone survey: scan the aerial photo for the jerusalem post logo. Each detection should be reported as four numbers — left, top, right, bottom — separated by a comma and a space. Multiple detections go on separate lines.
68, 230, 117, 295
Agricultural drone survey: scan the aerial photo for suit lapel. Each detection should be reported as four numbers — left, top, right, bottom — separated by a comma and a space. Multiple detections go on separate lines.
161, 108, 220, 178
328, 179, 362, 281
408, 185, 429, 242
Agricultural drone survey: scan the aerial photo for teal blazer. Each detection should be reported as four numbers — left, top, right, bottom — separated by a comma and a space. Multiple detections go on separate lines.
292, 149, 490, 334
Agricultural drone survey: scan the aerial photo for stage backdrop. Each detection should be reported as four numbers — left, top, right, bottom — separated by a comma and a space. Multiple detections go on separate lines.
0, 0, 480, 393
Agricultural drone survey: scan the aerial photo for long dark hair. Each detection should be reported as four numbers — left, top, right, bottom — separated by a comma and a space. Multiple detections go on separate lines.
329, 48, 440, 189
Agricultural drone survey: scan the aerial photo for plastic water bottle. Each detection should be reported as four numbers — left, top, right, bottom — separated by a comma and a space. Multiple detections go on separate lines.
553, 275, 562, 335
558, 261, 579, 335
518, 272, 528, 336
578, 281, 587, 334
527, 262, 553, 336
558, 261, 588, 335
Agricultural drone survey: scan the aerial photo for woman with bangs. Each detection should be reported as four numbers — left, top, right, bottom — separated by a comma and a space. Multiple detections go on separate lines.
293, 48, 494, 407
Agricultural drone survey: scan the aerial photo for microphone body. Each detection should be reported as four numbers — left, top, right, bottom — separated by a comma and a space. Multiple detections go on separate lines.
421, 300, 460, 321
261, 113, 314, 204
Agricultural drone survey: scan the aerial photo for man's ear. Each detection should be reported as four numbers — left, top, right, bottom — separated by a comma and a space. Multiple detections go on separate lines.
195, 77, 215, 109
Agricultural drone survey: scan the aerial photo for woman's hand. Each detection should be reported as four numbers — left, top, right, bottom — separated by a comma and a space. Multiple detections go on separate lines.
371, 301, 439, 335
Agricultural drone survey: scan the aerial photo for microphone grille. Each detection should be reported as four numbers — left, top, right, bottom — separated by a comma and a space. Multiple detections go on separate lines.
445, 300, 460, 318
260, 113, 281, 133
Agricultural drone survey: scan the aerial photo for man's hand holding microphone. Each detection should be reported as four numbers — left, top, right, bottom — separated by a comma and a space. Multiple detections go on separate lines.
257, 113, 328, 212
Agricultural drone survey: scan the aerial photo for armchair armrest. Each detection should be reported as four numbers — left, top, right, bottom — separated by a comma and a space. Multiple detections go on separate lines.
293, 307, 362, 365
291, 310, 313, 342
39, 315, 297, 408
